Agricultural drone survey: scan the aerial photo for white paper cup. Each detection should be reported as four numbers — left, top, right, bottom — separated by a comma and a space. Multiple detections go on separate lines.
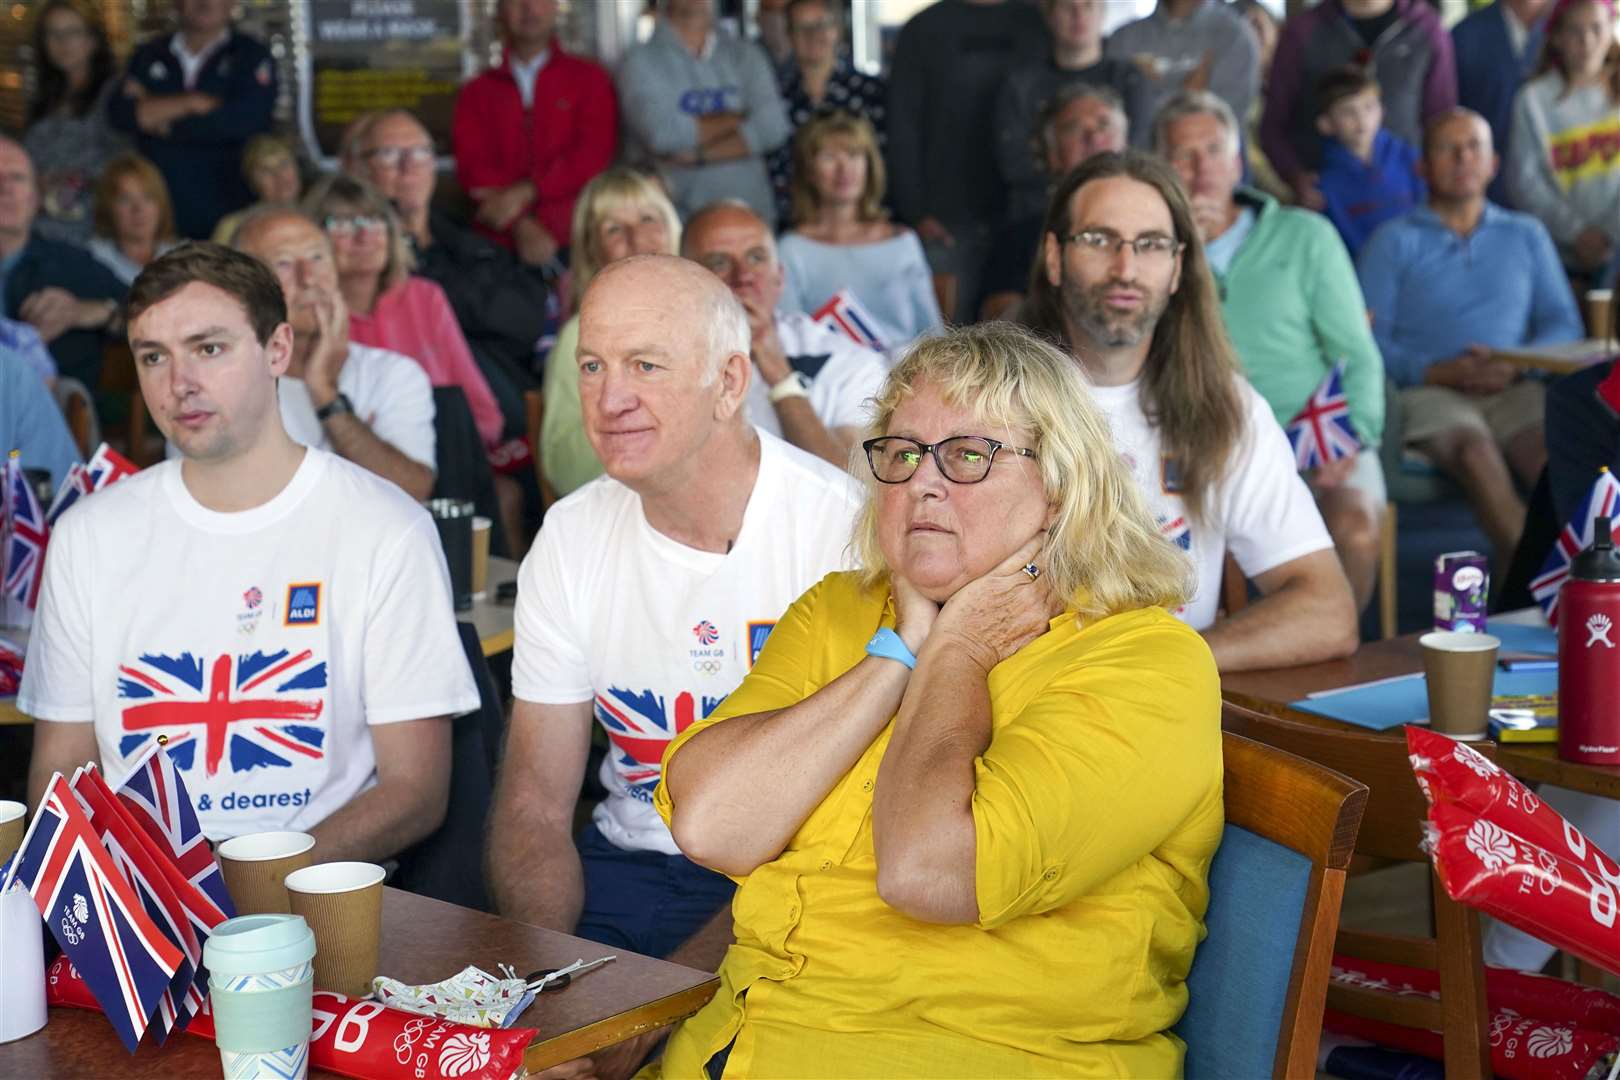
0, 881, 47, 1043
284, 862, 386, 998
217, 832, 317, 916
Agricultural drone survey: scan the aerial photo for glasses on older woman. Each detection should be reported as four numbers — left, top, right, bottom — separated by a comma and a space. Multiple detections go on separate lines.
863, 436, 1038, 485
324, 215, 386, 238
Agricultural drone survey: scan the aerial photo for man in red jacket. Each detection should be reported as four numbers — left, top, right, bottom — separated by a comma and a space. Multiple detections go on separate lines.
451, 0, 617, 269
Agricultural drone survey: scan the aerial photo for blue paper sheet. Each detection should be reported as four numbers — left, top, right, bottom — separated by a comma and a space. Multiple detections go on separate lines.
1290, 624, 1558, 731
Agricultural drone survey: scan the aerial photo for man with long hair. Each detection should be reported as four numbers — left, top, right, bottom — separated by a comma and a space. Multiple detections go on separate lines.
1021, 150, 1358, 671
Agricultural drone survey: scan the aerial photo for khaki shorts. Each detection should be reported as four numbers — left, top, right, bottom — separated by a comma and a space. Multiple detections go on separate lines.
1399, 380, 1546, 447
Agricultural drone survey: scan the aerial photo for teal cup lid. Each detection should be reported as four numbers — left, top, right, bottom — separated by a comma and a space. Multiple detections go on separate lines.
203, 914, 317, 978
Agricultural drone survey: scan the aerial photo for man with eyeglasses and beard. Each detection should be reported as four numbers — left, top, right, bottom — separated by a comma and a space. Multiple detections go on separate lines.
1021, 150, 1358, 672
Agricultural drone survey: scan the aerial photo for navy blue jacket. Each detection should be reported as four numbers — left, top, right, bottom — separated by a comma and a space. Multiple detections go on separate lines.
108, 29, 276, 239
3, 233, 126, 388
1452, 2, 1542, 206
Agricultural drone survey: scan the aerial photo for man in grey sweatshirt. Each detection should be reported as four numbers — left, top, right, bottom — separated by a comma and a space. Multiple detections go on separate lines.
617, 0, 791, 227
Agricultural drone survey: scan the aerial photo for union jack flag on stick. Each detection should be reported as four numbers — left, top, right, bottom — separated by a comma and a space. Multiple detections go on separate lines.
812, 288, 886, 353
71, 765, 201, 1040
1532, 467, 1620, 626
1285, 362, 1362, 471
6, 773, 184, 1052
46, 442, 139, 526
115, 739, 235, 918
2, 450, 47, 617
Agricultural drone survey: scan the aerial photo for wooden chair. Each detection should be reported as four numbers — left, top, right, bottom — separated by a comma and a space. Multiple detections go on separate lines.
523, 387, 558, 513
1174, 731, 1367, 1078
1220, 702, 1493, 1079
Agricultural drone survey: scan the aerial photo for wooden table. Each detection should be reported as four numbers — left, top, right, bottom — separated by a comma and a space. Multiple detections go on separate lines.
1222, 633, 1620, 800
0, 560, 520, 727
1492, 338, 1617, 376
0, 888, 719, 1078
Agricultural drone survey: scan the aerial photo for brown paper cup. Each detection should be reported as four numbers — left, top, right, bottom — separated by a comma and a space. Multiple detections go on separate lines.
217, 832, 317, 915
1421, 631, 1501, 741
471, 516, 492, 597
0, 802, 26, 867
285, 862, 386, 998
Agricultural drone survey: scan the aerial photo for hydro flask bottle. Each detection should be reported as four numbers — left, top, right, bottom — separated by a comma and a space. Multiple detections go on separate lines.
1558, 516, 1620, 764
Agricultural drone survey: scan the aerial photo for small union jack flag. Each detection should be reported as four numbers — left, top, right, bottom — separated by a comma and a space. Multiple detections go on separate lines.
2, 454, 47, 611
115, 740, 235, 919
116, 650, 328, 778
594, 687, 721, 797
1532, 468, 1620, 626
10, 773, 185, 1052
1285, 362, 1362, 471
1158, 513, 1192, 551
46, 462, 89, 526
812, 288, 886, 352
85, 443, 139, 491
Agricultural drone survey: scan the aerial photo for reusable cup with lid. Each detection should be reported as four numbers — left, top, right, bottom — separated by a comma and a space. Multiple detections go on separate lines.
204, 913, 317, 1079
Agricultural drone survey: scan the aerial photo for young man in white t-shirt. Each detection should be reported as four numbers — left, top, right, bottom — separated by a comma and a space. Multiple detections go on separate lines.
1021, 150, 1359, 672
490, 254, 860, 1075
21, 243, 480, 862
682, 201, 888, 467
233, 207, 437, 499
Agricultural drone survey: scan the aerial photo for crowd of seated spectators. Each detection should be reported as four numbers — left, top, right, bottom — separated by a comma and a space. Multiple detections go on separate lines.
8, 0, 1620, 1076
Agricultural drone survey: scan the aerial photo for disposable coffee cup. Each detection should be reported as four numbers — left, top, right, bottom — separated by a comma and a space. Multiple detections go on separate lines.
204, 914, 316, 1079
1421, 631, 1501, 741
471, 515, 492, 598
429, 498, 474, 612
0, 801, 25, 867
0, 881, 47, 1043
217, 832, 316, 916
284, 862, 385, 998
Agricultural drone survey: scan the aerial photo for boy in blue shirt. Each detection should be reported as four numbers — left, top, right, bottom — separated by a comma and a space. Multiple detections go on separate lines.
1315, 66, 1425, 257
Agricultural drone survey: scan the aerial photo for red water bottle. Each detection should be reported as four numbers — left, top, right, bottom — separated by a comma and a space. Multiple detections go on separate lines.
1558, 516, 1620, 763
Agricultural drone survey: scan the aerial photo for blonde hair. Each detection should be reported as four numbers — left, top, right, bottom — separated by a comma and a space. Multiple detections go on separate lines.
301, 173, 415, 290
569, 167, 683, 306
853, 323, 1193, 620
790, 111, 887, 227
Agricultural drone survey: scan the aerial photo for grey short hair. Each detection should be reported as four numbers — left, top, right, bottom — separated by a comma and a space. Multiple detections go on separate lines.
701, 279, 751, 386
1039, 82, 1129, 153
1152, 89, 1242, 159
681, 198, 779, 267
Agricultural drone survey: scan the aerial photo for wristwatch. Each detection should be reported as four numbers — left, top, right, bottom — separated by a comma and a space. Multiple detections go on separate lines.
768, 371, 811, 403
864, 627, 916, 670
315, 393, 354, 422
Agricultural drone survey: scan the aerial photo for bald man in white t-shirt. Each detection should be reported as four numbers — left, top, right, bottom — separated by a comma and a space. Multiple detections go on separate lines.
489, 254, 860, 1078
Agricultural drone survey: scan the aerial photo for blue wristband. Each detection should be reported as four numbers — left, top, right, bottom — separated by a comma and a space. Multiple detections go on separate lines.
865, 627, 916, 670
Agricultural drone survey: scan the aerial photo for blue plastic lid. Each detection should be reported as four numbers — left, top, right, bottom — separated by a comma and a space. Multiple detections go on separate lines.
203, 914, 316, 978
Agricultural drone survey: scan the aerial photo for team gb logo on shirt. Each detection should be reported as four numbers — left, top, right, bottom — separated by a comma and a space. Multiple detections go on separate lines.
692, 620, 719, 646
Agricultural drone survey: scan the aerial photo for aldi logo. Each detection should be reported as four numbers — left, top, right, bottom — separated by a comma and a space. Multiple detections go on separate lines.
284, 583, 321, 626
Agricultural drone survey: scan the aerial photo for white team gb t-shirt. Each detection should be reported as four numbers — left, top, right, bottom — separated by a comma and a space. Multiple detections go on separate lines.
18, 449, 480, 838
512, 430, 863, 855
745, 312, 888, 440
279, 343, 437, 469
1090, 376, 1334, 630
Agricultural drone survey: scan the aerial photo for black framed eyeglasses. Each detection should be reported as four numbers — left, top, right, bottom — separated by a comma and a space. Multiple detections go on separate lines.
863, 436, 1038, 485
1060, 228, 1183, 261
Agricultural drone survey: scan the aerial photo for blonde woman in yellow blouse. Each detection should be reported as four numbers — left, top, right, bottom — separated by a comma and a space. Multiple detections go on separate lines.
651, 321, 1223, 1078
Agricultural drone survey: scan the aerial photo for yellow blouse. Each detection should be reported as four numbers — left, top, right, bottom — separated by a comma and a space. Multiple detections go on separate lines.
651, 571, 1223, 1078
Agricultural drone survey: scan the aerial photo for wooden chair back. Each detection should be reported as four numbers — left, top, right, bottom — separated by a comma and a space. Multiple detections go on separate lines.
1221, 702, 1493, 1078
1177, 732, 1366, 1078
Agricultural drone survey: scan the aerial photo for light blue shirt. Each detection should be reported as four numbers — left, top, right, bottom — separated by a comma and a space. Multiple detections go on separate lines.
776, 229, 943, 350
0, 344, 80, 491
1204, 206, 1257, 277
1356, 203, 1584, 387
